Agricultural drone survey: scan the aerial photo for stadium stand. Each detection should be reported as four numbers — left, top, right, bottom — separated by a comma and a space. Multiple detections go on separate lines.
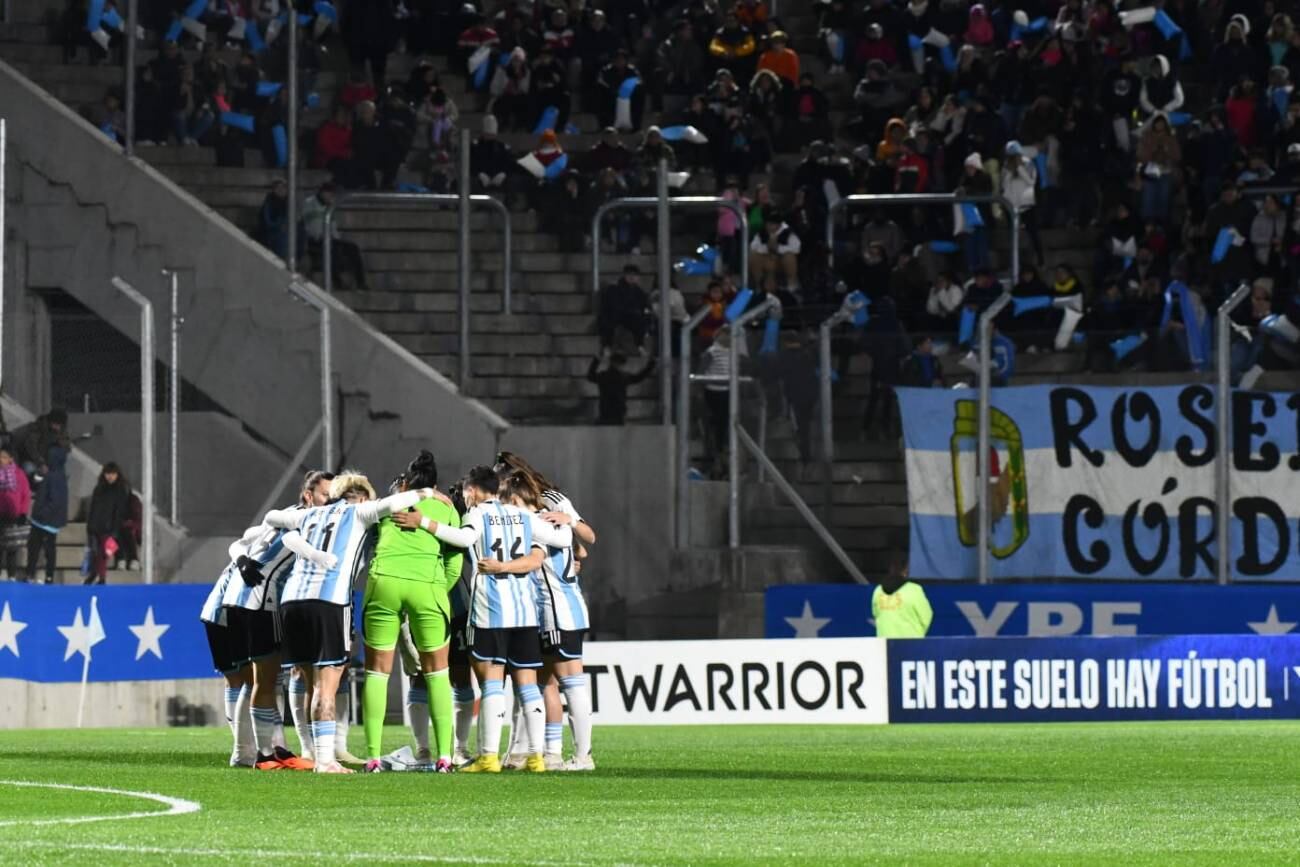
6, 0, 1300, 587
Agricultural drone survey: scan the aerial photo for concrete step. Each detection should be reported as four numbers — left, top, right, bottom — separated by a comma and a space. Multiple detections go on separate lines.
339, 289, 591, 315
364, 311, 592, 336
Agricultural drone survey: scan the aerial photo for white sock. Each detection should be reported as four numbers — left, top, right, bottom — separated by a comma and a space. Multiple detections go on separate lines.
272, 669, 288, 749
503, 701, 524, 757
477, 680, 506, 756
223, 686, 241, 746
311, 720, 336, 768
545, 721, 563, 758
517, 683, 545, 755
452, 685, 475, 755
407, 686, 430, 754
251, 705, 279, 757
290, 672, 314, 759
235, 684, 254, 757
335, 684, 351, 755
560, 674, 593, 758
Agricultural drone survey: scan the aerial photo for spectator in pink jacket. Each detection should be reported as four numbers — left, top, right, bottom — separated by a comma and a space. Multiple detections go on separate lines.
0, 446, 32, 580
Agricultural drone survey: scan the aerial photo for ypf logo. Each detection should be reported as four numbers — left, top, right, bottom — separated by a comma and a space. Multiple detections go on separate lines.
950, 399, 1029, 558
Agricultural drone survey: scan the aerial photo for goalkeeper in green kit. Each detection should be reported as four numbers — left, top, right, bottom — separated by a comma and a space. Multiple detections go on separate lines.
361, 450, 464, 773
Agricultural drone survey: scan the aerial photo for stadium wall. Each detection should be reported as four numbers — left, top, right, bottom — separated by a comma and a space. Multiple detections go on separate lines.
0, 59, 507, 516
0, 678, 217, 729
499, 425, 677, 631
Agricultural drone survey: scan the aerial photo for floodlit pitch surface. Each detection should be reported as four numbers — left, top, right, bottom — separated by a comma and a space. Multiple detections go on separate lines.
1, 722, 1297, 865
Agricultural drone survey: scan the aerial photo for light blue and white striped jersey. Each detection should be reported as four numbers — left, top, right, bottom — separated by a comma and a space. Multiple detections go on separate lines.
538, 538, 589, 633
278, 501, 368, 606
463, 500, 542, 630
199, 570, 232, 625
537, 490, 590, 632
271, 490, 425, 606
219, 513, 301, 612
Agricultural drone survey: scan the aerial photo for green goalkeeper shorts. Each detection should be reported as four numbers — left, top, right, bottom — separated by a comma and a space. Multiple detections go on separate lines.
362, 575, 451, 653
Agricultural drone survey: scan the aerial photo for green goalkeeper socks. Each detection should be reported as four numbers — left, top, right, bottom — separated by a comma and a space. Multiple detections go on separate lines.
425, 669, 453, 761
363, 670, 390, 760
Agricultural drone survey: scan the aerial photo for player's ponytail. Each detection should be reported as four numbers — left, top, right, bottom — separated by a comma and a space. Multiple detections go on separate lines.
406, 449, 438, 489
500, 469, 543, 510
494, 450, 557, 493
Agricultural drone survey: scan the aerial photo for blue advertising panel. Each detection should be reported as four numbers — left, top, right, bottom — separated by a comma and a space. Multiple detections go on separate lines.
897, 384, 1300, 581
0, 583, 215, 682
765, 583, 1300, 638
887, 635, 1300, 722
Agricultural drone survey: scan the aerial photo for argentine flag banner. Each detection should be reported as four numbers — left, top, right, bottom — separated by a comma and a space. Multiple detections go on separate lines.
898, 384, 1300, 582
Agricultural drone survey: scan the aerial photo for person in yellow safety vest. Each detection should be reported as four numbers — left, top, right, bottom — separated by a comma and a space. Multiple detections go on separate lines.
872, 551, 932, 638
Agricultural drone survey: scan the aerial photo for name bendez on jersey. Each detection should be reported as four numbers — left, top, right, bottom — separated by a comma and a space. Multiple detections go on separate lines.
484, 513, 528, 527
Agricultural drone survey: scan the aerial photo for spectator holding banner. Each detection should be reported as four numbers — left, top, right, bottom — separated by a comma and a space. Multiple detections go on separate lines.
873, 551, 932, 638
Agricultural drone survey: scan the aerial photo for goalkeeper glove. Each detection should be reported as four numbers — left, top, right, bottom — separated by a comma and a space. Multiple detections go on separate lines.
237, 555, 266, 587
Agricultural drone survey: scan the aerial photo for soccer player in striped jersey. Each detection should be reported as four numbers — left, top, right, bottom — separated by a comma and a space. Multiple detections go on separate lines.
359, 451, 463, 774
422, 465, 572, 774
263, 471, 442, 774
199, 565, 254, 767
495, 453, 598, 770
198, 470, 335, 769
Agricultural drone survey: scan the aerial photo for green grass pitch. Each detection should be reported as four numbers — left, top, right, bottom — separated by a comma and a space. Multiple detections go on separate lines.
1, 722, 1298, 865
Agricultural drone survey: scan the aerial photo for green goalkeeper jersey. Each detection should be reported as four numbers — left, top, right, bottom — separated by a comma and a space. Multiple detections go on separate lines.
371, 497, 463, 591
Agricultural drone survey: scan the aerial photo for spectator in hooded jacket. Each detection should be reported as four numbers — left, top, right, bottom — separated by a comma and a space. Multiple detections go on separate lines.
1215, 14, 1263, 100
1001, 140, 1043, 265
11, 409, 70, 478
26, 445, 67, 584
1139, 55, 1185, 118
0, 447, 31, 581
86, 462, 132, 585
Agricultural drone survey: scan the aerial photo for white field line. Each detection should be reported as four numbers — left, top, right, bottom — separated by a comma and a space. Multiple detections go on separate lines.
0, 780, 200, 828
0, 841, 640, 866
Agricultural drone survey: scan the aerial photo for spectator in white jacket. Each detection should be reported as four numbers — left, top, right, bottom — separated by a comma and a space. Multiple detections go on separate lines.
1000, 140, 1044, 265
750, 215, 803, 295
924, 271, 966, 333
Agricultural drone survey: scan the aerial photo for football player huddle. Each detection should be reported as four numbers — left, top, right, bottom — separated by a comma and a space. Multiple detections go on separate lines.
198, 450, 595, 775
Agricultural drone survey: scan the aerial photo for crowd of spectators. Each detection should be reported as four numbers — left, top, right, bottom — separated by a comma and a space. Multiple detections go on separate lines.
0, 410, 140, 584
60, 0, 1300, 436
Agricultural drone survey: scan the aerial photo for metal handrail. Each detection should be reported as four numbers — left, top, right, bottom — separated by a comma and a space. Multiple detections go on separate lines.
729, 297, 780, 548
593, 191, 751, 495
110, 276, 155, 585
1215, 282, 1252, 586
322, 188, 513, 392
287, 280, 334, 470
676, 305, 711, 547
736, 425, 868, 584
161, 268, 182, 526
976, 291, 1013, 584
591, 195, 750, 295
818, 308, 852, 523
